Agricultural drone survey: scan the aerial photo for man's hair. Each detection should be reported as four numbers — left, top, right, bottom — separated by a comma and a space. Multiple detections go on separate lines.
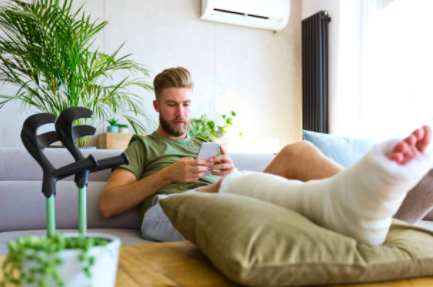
153, 67, 194, 100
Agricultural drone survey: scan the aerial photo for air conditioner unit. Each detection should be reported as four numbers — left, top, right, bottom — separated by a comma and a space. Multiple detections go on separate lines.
201, 0, 290, 31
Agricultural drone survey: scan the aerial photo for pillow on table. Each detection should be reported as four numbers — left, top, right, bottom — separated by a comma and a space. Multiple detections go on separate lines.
160, 192, 433, 287
302, 130, 375, 168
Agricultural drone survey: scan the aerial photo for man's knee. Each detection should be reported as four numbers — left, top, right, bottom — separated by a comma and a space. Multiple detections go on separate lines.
279, 141, 320, 158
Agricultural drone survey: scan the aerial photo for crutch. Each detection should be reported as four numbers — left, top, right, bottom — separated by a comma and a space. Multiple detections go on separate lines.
55, 107, 129, 235
21, 113, 99, 236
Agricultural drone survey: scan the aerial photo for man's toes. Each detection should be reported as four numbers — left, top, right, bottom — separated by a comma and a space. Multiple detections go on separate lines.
393, 141, 410, 154
416, 125, 432, 152
413, 128, 425, 140
389, 152, 404, 164
404, 134, 417, 148
401, 147, 417, 164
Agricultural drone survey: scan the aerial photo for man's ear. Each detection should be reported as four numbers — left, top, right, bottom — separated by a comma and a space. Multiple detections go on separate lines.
153, 100, 160, 113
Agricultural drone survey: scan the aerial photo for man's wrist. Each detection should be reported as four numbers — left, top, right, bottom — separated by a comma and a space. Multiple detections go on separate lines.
160, 166, 173, 185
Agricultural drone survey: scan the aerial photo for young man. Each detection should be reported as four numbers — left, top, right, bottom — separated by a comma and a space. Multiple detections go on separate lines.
100, 67, 236, 241
100, 67, 433, 243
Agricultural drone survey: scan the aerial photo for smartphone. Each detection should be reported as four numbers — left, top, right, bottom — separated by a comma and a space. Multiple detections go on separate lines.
197, 142, 221, 176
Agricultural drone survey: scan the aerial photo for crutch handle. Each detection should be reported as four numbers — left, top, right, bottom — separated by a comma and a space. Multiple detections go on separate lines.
91, 153, 129, 173
21, 113, 57, 172
41, 155, 99, 198
56, 107, 94, 161
36, 125, 95, 149
56, 155, 98, 179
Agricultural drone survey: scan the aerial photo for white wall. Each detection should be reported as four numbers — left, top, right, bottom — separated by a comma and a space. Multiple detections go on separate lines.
0, 0, 302, 150
302, 0, 362, 137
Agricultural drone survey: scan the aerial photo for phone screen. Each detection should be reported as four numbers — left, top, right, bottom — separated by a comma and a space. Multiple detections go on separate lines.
197, 142, 220, 176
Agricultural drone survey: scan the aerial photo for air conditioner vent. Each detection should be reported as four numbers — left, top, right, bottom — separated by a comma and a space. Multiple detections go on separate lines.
201, 0, 290, 31
213, 8, 244, 16
212, 9, 270, 20
247, 14, 269, 20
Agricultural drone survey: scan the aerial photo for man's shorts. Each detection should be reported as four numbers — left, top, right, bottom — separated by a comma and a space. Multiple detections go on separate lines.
141, 189, 197, 242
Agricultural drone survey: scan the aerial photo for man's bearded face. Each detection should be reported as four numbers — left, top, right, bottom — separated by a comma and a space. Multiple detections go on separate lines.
159, 113, 190, 137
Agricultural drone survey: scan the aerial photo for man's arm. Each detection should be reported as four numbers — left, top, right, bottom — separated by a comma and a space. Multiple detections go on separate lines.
99, 167, 171, 218
99, 157, 210, 218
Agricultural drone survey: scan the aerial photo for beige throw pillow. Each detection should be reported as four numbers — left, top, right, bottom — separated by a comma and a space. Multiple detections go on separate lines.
160, 192, 433, 287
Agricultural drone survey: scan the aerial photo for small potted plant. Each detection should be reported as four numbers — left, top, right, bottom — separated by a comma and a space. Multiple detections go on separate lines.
118, 124, 129, 134
107, 119, 119, 133
2, 232, 120, 287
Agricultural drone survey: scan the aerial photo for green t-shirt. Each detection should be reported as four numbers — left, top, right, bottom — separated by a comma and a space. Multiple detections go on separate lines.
119, 132, 220, 221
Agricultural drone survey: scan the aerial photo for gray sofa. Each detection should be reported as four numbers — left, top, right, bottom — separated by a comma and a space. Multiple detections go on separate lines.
0, 148, 275, 255
2, 147, 433, 256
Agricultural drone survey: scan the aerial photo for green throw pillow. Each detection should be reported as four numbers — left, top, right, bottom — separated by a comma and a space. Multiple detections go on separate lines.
160, 192, 433, 287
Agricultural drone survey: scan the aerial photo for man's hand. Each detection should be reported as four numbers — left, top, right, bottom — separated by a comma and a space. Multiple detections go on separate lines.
208, 146, 234, 176
167, 157, 209, 183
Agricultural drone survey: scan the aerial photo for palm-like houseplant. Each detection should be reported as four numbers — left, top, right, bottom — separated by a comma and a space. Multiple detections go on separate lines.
0, 0, 155, 146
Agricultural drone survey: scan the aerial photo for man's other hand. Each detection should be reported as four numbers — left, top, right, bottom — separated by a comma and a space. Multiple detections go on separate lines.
208, 146, 234, 176
167, 157, 209, 183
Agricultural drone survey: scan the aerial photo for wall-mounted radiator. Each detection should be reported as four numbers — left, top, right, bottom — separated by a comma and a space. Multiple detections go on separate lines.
302, 11, 331, 134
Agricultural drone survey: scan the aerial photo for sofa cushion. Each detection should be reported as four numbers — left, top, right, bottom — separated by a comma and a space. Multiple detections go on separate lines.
0, 228, 149, 255
0, 181, 141, 232
160, 192, 433, 287
228, 153, 275, 172
302, 130, 375, 168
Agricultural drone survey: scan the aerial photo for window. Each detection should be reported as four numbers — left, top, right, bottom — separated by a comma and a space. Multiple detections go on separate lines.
358, 0, 433, 141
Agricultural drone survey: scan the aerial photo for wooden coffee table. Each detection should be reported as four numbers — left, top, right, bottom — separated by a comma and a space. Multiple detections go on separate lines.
1, 241, 433, 286
115, 241, 241, 287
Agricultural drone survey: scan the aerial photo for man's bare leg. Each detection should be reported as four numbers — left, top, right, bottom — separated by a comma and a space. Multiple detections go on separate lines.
263, 141, 343, 181
197, 141, 343, 194
197, 179, 222, 193
218, 126, 433, 246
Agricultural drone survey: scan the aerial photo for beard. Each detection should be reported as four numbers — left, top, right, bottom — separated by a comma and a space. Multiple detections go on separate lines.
159, 114, 190, 137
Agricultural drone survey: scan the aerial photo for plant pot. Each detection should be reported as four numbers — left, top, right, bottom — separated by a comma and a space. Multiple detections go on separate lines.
119, 127, 129, 134
21, 233, 120, 287
107, 126, 118, 133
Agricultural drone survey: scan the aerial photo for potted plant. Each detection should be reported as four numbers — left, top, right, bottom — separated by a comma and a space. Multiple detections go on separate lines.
2, 232, 120, 287
107, 119, 119, 133
118, 124, 129, 134
190, 111, 242, 141
0, 0, 156, 147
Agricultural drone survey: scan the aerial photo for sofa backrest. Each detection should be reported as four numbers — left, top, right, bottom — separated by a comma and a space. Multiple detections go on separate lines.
0, 148, 117, 182
0, 148, 275, 232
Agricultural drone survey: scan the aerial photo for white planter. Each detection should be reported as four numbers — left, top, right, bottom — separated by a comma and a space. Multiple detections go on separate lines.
107, 126, 118, 133
22, 233, 120, 287
119, 127, 129, 134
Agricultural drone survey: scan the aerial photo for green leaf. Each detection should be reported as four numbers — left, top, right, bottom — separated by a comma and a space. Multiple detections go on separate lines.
107, 118, 119, 126
0, 0, 156, 146
207, 121, 215, 129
